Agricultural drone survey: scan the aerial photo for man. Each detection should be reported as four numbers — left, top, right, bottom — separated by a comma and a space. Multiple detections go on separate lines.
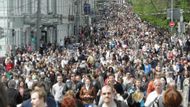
21, 82, 57, 107
75, 75, 83, 99
99, 85, 127, 107
31, 89, 47, 107
7, 80, 23, 107
64, 74, 77, 93
51, 74, 65, 103
144, 78, 164, 107
105, 74, 124, 95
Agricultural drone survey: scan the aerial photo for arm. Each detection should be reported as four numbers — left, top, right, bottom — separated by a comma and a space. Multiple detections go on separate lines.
79, 87, 85, 99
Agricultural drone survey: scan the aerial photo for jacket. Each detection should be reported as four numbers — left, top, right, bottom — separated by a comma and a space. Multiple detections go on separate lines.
22, 97, 57, 107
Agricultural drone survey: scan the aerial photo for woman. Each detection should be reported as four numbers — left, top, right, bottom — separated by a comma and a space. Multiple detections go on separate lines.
79, 78, 96, 107
31, 88, 47, 107
61, 90, 83, 107
18, 80, 29, 99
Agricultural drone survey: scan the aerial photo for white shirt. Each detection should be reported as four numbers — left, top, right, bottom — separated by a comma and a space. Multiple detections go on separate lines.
52, 82, 65, 102
144, 91, 162, 107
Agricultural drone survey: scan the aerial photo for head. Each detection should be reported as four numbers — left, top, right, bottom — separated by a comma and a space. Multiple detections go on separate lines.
167, 80, 176, 90
32, 82, 47, 92
75, 75, 81, 82
101, 85, 115, 104
70, 73, 76, 81
64, 90, 75, 98
108, 74, 115, 84
8, 80, 16, 89
163, 89, 182, 107
31, 89, 47, 107
135, 79, 141, 88
85, 78, 91, 86
61, 96, 76, 107
57, 75, 63, 84
154, 79, 163, 94
19, 80, 25, 88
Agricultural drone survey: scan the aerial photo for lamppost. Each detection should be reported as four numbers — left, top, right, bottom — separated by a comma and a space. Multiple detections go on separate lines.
170, 0, 174, 32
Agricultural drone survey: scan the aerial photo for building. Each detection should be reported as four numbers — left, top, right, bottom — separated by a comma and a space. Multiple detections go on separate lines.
3, 0, 96, 54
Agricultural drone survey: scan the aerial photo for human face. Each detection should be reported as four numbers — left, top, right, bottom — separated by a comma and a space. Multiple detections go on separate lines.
101, 86, 113, 104
135, 80, 141, 88
19, 81, 24, 87
85, 79, 91, 86
108, 75, 115, 83
31, 92, 43, 107
71, 74, 75, 81
154, 80, 162, 93
57, 76, 63, 83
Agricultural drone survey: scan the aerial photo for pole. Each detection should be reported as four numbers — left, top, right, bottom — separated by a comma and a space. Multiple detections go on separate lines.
36, 0, 41, 50
76, 0, 80, 42
171, 0, 174, 32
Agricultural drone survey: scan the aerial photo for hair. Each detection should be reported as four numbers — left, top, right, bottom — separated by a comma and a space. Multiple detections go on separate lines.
0, 82, 8, 107
31, 88, 47, 102
101, 85, 115, 94
61, 96, 76, 107
64, 90, 75, 98
32, 81, 47, 91
163, 89, 182, 107
8, 80, 16, 88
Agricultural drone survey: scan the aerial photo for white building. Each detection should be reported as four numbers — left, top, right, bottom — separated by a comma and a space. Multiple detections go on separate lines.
5, 0, 96, 52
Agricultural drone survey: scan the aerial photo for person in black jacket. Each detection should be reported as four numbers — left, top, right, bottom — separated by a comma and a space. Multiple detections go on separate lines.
0, 82, 8, 107
22, 81, 57, 107
7, 80, 23, 107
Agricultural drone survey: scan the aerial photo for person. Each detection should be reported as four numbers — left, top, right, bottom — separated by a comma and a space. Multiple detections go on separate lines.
17, 80, 30, 101
127, 79, 145, 107
105, 74, 124, 95
75, 75, 83, 99
61, 96, 76, 107
98, 85, 128, 107
31, 88, 47, 107
0, 82, 8, 107
7, 79, 23, 107
51, 74, 66, 103
79, 77, 96, 107
61, 90, 83, 107
21, 81, 57, 107
163, 88, 182, 107
144, 78, 164, 107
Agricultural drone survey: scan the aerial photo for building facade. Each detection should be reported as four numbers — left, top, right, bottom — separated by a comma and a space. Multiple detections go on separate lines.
5, 0, 96, 53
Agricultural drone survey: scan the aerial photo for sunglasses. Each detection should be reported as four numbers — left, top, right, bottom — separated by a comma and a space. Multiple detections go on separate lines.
102, 92, 111, 95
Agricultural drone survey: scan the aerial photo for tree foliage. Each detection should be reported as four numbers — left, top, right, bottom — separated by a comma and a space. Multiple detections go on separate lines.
131, 0, 190, 29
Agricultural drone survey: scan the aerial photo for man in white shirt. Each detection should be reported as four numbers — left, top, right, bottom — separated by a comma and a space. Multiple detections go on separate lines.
144, 78, 163, 107
99, 85, 127, 107
51, 75, 65, 103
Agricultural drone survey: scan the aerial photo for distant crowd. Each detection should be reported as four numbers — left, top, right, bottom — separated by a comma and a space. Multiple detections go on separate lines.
0, 1, 189, 107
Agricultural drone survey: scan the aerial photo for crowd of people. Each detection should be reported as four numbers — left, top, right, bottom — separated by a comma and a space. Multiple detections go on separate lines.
0, 1, 189, 107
